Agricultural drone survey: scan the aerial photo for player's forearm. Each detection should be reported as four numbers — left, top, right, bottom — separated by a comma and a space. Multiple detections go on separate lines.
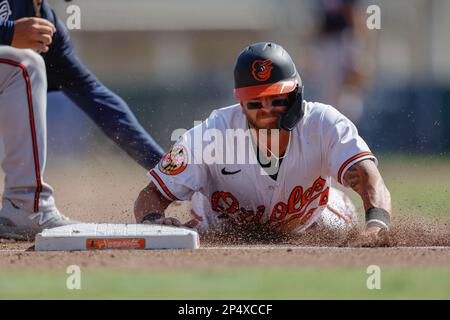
345, 160, 392, 214
62, 84, 164, 170
362, 176, 391, 214
134, 183, 171, 223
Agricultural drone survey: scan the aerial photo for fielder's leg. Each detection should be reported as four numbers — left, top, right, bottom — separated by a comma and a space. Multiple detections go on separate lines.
45, 15, 164, 170
0, 46, 75, 240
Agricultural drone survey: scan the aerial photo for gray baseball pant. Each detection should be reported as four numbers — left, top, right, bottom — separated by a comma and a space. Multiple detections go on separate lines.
0, 46, 56, 213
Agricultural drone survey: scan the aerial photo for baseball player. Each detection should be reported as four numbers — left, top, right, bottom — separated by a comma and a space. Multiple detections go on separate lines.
135, 42, 392, 237
0, 0, 163, 240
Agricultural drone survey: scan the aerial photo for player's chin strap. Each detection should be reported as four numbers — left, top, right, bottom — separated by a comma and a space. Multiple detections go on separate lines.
277, 85, 305, 131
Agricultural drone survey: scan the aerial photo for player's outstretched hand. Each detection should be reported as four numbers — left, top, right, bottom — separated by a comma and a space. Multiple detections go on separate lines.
145, 216, 182, 227
359, 225, 389, 247
11, 17, 56, 53
362, 225, 383, 237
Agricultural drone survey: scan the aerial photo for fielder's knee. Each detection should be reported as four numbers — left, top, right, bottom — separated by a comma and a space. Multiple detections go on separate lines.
18, 49, 46, 76
0, 47, 46, 78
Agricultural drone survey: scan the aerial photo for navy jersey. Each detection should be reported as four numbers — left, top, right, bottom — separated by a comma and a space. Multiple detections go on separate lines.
0, 0, 163, 169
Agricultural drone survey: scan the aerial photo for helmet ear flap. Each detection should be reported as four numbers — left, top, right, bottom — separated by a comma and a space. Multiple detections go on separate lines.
287, 86, 299, 108
277, 86, 304, 131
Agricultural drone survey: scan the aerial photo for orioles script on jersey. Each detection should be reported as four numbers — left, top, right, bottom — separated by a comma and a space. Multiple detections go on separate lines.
210, 176, 328, 227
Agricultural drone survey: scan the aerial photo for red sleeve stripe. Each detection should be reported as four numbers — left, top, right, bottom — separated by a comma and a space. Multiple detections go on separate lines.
0, 59, 42, 212
337, 152, 374, 184
149, 170, 179, 201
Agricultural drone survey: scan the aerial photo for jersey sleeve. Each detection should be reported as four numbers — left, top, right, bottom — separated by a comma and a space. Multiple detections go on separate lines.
321, 106, 377, 186
147, 122, 211, 201
0, 20, 15, 46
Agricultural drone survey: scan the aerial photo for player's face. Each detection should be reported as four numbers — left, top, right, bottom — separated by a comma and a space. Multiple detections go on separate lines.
241, 94, 289, 130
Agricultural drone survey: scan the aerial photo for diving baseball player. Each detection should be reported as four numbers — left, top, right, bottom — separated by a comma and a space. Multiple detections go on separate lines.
0, 0, 163, 240
134, 42, 392, 237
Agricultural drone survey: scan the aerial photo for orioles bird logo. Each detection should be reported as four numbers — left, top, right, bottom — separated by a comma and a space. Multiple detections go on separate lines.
251, 60, 273, 82
158, 145, 188, 175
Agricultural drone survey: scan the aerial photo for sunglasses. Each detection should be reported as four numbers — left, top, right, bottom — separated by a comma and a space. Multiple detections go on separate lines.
245, 99, 289, 110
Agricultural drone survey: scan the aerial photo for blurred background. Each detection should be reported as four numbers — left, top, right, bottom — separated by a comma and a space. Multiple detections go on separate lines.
45, 0, 450, 158
0, 0, 447, 221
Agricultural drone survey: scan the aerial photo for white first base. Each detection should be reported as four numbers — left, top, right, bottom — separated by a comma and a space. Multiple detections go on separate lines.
34, 223, 200, 251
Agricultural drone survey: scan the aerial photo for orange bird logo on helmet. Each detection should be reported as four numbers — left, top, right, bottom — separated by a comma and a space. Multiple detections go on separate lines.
251, 60, 273, 82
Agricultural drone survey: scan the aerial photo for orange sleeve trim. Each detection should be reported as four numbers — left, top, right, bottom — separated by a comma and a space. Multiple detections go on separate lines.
337, 152, 374, 184
149, 170, 179, 201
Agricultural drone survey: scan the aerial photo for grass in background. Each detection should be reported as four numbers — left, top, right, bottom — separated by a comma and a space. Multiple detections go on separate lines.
1, 268, 449, 299
1, 153, 449, 220
342, 153, 450, 220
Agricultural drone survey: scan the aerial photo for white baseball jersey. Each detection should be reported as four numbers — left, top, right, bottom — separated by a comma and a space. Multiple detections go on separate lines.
148, 101, 376, 233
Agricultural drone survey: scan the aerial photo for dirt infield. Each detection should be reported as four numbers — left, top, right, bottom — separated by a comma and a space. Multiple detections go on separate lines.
0, 156, 449, 271
1, 219, 449, 271
1, 245, 450, 271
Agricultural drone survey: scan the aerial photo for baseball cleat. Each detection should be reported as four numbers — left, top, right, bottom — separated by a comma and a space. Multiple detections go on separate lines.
0, 199, 77, 241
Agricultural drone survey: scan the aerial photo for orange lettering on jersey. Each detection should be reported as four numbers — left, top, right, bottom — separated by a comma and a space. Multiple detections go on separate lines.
271, 177, 327, 224
301, 186, 314, 207
211, 191, 240, 216
288, 186, 303, 213
252, 205, 266, 224
238, 208, 254, 223
319, 187, 330, 206
300, 208, 317, 225
210, 177, 329, 227
270, 202, 288, 222
211, 191, 268, 225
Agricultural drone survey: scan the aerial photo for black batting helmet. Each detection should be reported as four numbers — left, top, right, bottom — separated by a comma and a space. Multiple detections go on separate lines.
234, 42, 305, 131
